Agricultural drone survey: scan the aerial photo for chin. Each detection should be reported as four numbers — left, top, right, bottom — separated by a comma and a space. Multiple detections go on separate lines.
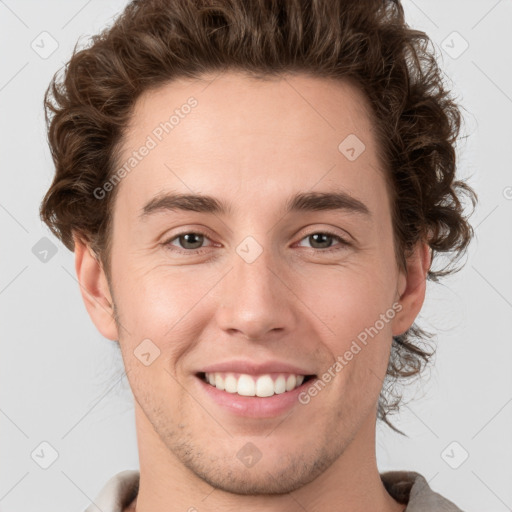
174, 442, 340, 496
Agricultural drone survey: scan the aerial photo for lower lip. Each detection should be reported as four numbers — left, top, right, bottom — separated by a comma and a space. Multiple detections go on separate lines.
196, 375, 314, 418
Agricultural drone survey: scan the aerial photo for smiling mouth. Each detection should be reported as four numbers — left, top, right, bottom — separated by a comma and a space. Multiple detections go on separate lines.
197, 372, 316, 397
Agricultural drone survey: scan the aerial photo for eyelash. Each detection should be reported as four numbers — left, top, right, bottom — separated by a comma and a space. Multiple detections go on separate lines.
162, 230, 351, 255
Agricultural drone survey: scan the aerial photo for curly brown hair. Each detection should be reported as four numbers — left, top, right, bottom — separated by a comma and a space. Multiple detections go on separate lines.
39, 0, 477, 433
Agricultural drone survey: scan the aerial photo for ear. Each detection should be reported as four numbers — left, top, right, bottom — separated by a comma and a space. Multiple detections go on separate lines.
73, 233, 119, 341
392, 241, 431, 337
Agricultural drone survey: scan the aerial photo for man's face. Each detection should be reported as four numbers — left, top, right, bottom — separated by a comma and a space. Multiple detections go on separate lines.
97, 72, 410, 493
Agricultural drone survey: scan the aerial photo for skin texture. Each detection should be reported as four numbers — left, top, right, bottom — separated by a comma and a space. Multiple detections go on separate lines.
74, 71, 430, 512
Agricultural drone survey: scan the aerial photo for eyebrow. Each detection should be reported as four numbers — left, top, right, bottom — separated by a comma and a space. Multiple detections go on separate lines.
139, 189, 371, 220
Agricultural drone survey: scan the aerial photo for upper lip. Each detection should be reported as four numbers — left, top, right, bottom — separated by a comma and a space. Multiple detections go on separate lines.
198, 360, 315, 376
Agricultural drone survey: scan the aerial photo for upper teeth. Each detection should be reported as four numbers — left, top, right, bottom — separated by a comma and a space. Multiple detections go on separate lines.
204, 372, 305, 397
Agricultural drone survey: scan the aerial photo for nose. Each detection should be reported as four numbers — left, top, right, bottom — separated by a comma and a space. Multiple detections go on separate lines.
214, 243, 298, 341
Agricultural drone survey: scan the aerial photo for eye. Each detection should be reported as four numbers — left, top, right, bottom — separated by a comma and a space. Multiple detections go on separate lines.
162, 229, 351, 255
163, 231, 214, 252
296, 231, 350, 251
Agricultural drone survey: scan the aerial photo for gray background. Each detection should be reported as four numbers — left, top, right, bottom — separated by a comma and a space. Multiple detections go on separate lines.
1, 1, 511, 511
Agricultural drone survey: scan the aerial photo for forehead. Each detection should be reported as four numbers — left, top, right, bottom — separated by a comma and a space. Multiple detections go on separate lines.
125, 71, 377, 149
115, 71, 387, 217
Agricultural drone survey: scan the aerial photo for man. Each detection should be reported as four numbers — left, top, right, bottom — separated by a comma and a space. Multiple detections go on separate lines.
40, 0, 476, 510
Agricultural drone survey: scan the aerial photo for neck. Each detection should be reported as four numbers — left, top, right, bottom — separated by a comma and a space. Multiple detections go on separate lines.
127, 403, 405, 512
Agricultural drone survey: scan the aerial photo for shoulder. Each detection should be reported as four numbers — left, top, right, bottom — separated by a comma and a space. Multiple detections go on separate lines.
86, 469, 465, 511
83, 470, 140, 512
380, 470, 465, 511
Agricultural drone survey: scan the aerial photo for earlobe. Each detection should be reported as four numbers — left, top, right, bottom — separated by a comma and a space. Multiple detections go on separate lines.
392, 241, 431, 337
73, 234, 119, 341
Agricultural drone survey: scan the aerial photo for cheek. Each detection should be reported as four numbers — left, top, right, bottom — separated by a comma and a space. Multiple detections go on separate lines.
113, 269, 201, 402
112, 264, 222, 364
112, 236, 397, 362
304, 264, 395, 339
303, 260, 396, 392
